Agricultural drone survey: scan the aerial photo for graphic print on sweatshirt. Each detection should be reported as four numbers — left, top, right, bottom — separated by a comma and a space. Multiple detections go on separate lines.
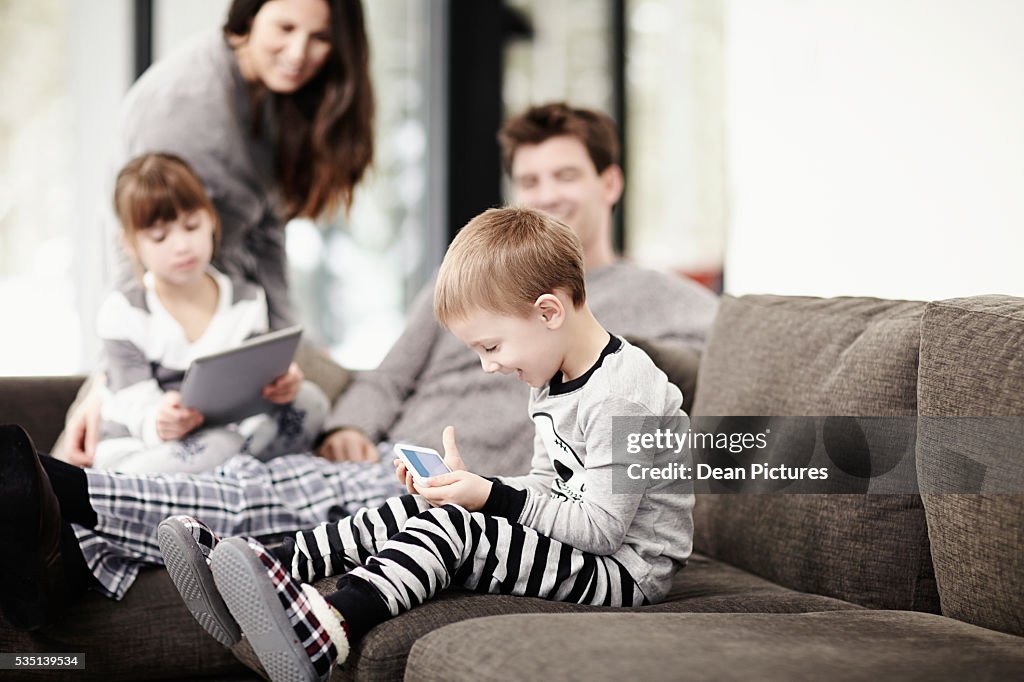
532, 412, 586, 502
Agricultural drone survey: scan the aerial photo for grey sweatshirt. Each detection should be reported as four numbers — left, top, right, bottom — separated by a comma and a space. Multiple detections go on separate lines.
484, 335, 694, 603
100, 30, 292, 329
325, 261, 719, 476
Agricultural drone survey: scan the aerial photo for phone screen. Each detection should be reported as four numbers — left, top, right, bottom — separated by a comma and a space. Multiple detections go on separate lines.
401, 449, 449, 477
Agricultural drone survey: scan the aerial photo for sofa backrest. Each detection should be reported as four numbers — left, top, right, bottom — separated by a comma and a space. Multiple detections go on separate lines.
916, 295, 1024, 636
691, 295, 940, 612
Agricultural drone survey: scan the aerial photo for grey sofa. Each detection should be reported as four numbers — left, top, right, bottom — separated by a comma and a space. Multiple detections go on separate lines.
2, 294, 1022, 681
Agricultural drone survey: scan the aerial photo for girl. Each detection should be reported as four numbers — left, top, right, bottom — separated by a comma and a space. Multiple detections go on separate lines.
65, 0, 374, 465
93, 153, 327, 473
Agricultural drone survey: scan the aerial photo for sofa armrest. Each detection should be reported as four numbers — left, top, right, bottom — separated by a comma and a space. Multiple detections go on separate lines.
0, 376, 86, 453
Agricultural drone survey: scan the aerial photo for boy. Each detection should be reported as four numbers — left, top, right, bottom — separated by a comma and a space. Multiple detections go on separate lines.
159, 207, 694, 681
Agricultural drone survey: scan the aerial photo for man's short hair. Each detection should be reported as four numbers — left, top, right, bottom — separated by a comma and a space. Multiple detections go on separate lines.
435, 207, 586, 326
498, 102, 620, 175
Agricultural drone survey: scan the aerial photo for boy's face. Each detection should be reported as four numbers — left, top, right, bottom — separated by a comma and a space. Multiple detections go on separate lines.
510, 135, 622, 257
130, 209, 215, 288
448, 306, 565, 389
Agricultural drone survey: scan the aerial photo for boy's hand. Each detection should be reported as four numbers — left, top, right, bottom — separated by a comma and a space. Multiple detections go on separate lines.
440, 425, 467, 471
319, 428, 380, 463
393, 426, 464, 493
263, 362, 302, 404
412, 425, 490, 510
393, 458, 417, 494
414, 471, 492, 512
156, 391, 203, 441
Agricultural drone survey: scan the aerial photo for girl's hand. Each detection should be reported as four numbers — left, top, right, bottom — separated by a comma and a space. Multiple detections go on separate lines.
156, 391, 203, 441
263, 362, 303, 404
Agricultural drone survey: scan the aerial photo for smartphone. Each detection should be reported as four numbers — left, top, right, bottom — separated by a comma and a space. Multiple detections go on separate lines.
393, 443, 452, 482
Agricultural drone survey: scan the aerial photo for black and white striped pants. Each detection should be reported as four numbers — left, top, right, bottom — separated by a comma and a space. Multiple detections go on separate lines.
283, 494, 648, 619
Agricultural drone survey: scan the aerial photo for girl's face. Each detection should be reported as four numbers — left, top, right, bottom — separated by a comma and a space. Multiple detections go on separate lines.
130, 209, 216, 289
236, 0, 333, 94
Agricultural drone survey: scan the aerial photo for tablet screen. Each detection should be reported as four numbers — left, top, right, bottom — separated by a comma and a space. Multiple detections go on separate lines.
401, 449, 449, 477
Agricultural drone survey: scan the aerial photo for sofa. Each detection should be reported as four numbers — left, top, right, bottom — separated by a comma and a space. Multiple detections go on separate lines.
1, 293, 1022, 681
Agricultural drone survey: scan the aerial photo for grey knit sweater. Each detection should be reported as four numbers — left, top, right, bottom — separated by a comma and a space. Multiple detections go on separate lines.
326, 261, 719, 476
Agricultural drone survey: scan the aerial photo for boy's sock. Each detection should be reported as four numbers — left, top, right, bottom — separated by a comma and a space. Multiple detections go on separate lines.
325, 575, 393, 642
38, 454, 98, 528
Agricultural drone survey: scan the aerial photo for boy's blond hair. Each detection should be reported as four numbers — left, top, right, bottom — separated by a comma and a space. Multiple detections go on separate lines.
435, 207, 586, 326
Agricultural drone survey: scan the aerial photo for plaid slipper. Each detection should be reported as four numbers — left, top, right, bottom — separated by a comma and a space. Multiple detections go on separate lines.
157, 516, 240, 648
211, 537, 349, 682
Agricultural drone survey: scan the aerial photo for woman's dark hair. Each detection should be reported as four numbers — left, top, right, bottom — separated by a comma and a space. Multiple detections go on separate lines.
224, 0, 374, 220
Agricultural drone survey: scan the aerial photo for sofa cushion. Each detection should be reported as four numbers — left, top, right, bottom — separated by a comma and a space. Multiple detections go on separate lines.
690, 295, 939, 612
917, 295, 1024, 636
294, 342, 352, 405
0, 568, 248, 681
320, 553, 859, 681
406, 611, 1024, 682
0, 376, 84, 454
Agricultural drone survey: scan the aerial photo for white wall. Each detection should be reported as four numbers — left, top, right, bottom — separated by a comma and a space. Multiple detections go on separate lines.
723, 0, 1024, 300
67, 0, 132, 370
155, 0, 230, 58
70, 0, 229, 369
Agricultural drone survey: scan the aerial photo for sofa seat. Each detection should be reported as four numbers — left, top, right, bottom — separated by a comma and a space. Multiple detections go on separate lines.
0, 568, 251, 682
406, 611, 1024, 682
325, 553, 861, 682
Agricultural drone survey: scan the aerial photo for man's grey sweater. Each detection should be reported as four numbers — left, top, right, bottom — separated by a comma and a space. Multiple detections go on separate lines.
326, 261, 719, 475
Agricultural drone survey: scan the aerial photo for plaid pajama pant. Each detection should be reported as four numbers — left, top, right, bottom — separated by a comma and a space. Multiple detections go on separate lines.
286, 494, 649, 617
78, 452, 403, 599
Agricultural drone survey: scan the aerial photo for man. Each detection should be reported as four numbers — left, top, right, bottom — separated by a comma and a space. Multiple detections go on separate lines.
317, 102, 719, 475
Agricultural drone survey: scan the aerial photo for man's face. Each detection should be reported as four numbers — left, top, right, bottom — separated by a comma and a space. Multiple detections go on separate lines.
510, 136, 622, 255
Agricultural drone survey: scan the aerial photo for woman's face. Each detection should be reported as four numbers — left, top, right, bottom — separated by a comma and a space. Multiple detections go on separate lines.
237, 0, 333, 93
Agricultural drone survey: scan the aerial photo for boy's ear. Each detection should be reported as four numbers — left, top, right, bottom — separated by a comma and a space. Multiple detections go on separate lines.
534, 293, 565, 329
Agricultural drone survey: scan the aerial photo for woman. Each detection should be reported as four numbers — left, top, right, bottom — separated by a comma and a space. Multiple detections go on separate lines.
65, 0, 374, 465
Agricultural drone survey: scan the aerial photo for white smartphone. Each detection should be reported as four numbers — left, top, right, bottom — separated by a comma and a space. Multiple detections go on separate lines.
393, 443, 452, 482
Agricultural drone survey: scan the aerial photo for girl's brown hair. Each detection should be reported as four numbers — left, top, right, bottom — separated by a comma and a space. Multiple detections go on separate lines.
114, 153, 220, 248
224, 0, 374, 220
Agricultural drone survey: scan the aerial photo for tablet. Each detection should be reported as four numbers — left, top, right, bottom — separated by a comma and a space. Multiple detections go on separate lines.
180, 325, 303, 425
